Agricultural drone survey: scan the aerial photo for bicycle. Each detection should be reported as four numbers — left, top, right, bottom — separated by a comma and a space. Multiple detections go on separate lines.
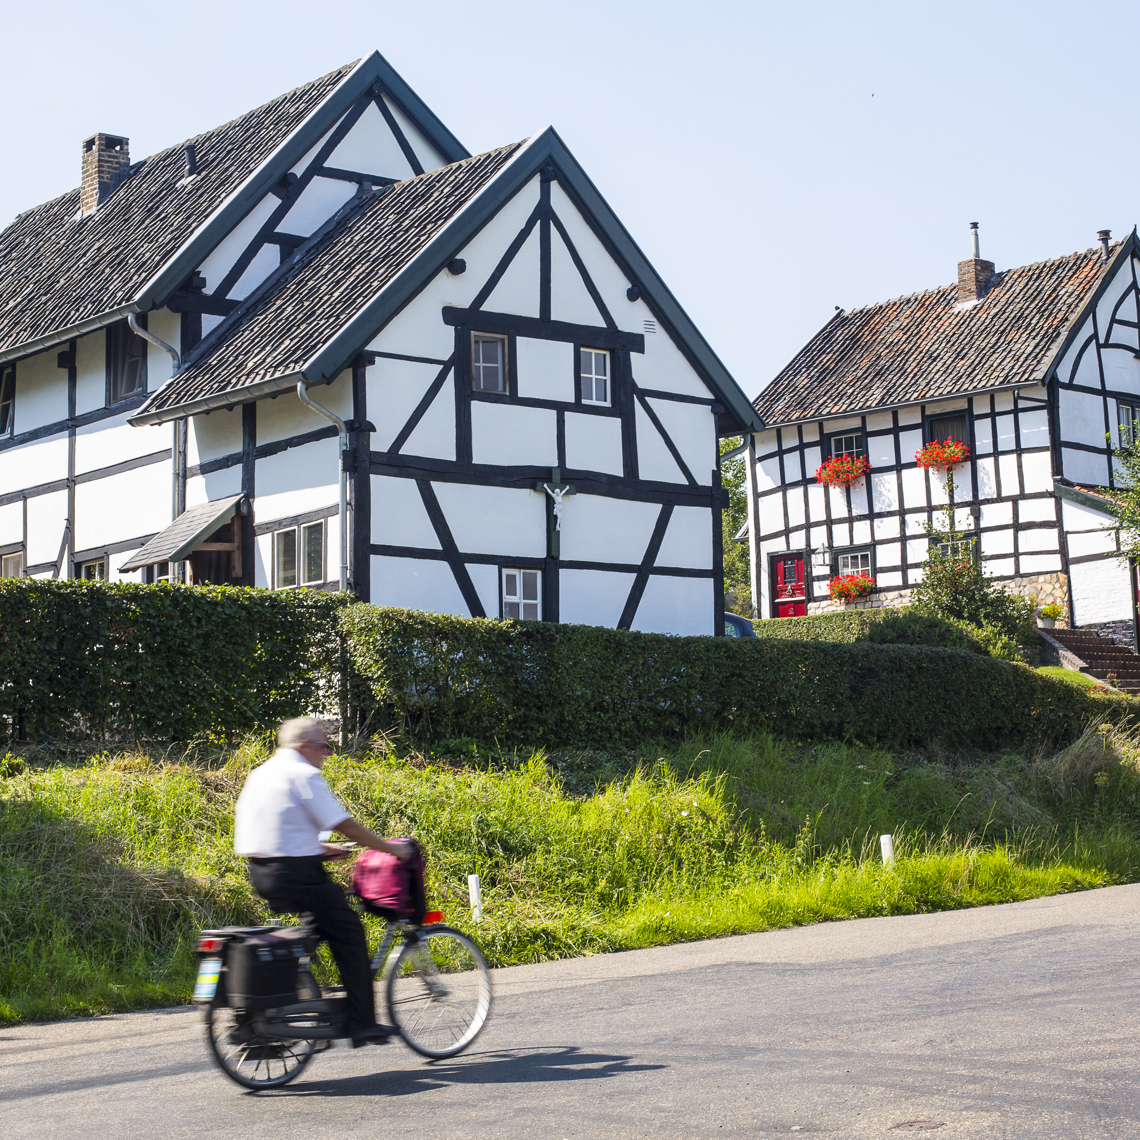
194, 908, 493, 1090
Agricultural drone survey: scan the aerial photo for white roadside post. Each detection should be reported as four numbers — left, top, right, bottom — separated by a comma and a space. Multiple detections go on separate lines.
880, 834, 896, 865
468, 873, 483, 921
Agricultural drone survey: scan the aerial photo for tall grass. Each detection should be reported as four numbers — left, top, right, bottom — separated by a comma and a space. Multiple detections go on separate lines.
3, 723, 1139, 1024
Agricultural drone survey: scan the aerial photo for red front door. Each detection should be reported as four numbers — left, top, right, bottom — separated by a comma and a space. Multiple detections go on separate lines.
772, 553, 806, 617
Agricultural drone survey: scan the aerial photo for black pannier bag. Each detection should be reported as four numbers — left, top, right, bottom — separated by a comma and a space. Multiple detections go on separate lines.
226, 927, 310, 1009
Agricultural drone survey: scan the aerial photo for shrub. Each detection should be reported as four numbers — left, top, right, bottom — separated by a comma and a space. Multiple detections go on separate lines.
339, 604, 1128, 751
867, 611, 981, 653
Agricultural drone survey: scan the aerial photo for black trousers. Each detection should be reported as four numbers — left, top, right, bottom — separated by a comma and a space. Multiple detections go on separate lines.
248, 856, 375, 1031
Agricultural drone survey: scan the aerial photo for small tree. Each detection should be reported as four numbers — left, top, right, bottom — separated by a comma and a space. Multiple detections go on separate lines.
1108, 432, 1140, 562
720, 438, 752, 616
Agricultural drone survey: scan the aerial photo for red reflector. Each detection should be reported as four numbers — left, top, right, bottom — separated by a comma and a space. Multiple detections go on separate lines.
197, 937, 224, 953
423, 911, 444, 925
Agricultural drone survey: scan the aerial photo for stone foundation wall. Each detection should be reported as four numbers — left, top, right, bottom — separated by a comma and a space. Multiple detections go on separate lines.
1079, 618, 1137, 652
805, 573, 1069, 618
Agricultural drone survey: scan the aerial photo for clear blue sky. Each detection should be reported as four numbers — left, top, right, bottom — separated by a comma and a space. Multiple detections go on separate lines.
5, 0, 1137, 403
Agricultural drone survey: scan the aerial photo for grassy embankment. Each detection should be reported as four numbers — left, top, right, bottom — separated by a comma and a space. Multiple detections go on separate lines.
5, 721, 1140, 1025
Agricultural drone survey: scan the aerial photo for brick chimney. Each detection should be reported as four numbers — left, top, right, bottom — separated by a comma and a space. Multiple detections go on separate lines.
957, 221, 995, 306
80, 133, 130, 216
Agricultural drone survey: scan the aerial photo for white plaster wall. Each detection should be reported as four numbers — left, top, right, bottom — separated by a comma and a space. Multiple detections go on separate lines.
186, 463, 247, 515
382, 96, 448, 173
26, 489, 68, 565
146, 308, 182, 390
906, 537, 928, 563
1100, 347, 1140, 394
371, 475, 440, 549
757, 493, 783, 537
1069, 529, 1116, 558
403, 376, 457, 461
1019, 498, 1056, 523
564, 412, 622, 475
655, 506, 712, 569
14, 349, 66, 433
829, 484, 848, 519
433, 483, 545, 558
472, 402, 557, 467
188, 407, 243, 466
0, 500, 22, 545
368, 358, 446, 451
197, 192, 279, 297
980, 501, 1013, 527
1021, 451, 1052, 494
254, 532, 271, 588
483, 228, 541, 317
807, 483, 826, 522
560, 568, 637, 627
516, 337, 575, 402
630, 575, 713, 635
466, 562, 500, 618
259, 375, 352, 446
822, 416, 861, 433
995, 415, 1016, 450
874, 515, 900, 539
755, 454, 781, 492
280, 176, 356, 239
561, 494, 659, 564
877, 541, 901, 566
255, 437, 338, 520
974, 418, 994, 454
230, 245, 281, 302
633, 327, 711, 400
1019, 554, 1062, 573
901, 466, 926, 509
1062, 498, 1115, 532
867, 435, 895, 468
646, 398, 714, 485
75, 329, 106, 416
976, 456, 998, 499
371, 554, 469, 617
997, 453, 1020, 497
1018, 528, 1059, 553
786, 485, 806, 529
328, 102, 415, 181
783, 448, 803, 483
1057, 387, 1106, 448
550, 228, 607, 327
548, 181, 643, 334
75, 417, 169, 475
0, 435, 67, 493
74, 465, 170, 549
1096, 268, 1133, 333
635, 403, 685, 483
1062, 448, 1110, 485
756, 431, 779, 458
803, 444, 821, 473
1018, 409, 1049, 448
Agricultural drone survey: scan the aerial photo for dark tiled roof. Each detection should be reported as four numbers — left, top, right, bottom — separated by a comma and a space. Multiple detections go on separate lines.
137, 142, 524, 416
754, 246, 1115, 425
0, 63, 354, 358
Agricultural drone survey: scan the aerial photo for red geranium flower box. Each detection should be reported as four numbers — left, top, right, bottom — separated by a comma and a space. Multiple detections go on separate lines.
816, 454, 871, 487
829, 574, 876, 601
915, 439, 970, 471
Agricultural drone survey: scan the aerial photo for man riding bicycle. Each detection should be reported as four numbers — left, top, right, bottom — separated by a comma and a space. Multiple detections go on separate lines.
234, 716, 412, 1047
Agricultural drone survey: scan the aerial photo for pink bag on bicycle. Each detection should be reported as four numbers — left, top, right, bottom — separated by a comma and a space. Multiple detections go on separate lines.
352, 839, 427, 922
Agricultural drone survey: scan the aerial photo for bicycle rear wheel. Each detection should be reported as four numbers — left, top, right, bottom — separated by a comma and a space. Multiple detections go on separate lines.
385, 925, 493, 1058
204, 971, 322, 1089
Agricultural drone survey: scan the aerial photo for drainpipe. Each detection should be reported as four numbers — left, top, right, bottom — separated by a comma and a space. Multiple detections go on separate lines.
296, 379, 348, 592
128, 312, 180, 370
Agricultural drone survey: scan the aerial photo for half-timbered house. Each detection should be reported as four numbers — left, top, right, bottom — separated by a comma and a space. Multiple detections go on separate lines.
0, 52, 760, 636
745, 226, 1140, 645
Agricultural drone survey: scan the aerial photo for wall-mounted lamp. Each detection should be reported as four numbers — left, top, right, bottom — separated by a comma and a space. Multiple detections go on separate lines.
811, 544, 831, 569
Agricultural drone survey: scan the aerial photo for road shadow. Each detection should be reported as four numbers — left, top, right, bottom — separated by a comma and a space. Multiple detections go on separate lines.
263, 1045, 664, 1098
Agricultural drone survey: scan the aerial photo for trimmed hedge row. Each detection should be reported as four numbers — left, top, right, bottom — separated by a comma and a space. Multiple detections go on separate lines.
340, 605, 1131, 750
748, 610, 889, 643
0, 580, 348, 741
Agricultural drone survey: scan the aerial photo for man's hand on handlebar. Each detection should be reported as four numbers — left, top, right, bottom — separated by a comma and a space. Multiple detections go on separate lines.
335, 817, 415, 861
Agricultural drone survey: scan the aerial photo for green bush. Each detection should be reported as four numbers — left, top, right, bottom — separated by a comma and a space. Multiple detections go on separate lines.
0, 580, 349, 741
867, 610, 981, 653
749, 609, 886, 643
340, 604, 1129, 750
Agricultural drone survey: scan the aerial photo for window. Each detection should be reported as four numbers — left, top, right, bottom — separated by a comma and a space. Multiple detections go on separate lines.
274, 523, 324, 589
143, 561, 170, 584
835, 550, 871, 576
80, 559, 106, 580
928, 414, 968, 444
937, 538, 976, 560
472, 335, 506, 392
829, 432, 863, 458
0, 366, 13, 436
580, 349, 610, 405
1, 551, 23, 578
502, 567, 541, 620
1120, 402, 1139, 446
107, 320, 147, 403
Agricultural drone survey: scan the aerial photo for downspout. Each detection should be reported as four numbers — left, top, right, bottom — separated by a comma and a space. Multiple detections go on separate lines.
296, 379, 348, 592
129, 313, 186, 576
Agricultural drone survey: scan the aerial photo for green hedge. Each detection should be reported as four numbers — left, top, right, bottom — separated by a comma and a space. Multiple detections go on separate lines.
749, 610, 889, 643
340, 605, 1130, 750
0, 580, 348, 741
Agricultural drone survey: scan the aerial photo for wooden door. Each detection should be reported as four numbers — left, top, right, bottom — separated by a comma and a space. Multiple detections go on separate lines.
771, 553, 806, 617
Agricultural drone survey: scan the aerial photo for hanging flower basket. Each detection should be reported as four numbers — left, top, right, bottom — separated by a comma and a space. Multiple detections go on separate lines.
915, 439, 970, 471
829, 573, 876, 601
816, 454, 871, 487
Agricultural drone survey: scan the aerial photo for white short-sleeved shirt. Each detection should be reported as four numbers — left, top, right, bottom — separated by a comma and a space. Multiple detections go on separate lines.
233, 748, 351, 858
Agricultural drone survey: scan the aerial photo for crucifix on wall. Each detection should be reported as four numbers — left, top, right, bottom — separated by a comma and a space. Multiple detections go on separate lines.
535, 467, 576, 559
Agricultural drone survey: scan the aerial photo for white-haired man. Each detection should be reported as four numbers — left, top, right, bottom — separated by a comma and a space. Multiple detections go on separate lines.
234, 716, 411, 1046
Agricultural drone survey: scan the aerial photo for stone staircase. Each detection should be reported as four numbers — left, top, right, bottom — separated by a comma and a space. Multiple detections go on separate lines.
1045, 628, 1140, 696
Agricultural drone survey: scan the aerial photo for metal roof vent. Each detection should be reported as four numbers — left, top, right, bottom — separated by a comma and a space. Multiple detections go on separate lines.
1098, 229, 1112, 261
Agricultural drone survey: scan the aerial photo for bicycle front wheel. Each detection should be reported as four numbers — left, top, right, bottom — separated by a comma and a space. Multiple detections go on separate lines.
385, 925, 493, 1058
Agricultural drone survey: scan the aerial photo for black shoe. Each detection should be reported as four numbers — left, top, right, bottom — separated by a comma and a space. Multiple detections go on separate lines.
350, 1023, 397, 1047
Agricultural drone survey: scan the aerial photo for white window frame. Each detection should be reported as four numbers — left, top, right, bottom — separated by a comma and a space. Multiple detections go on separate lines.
0, 366, 14, 437
80, 558, 106, 581
472, 334, 507, 393
829, 431, 863, 459
502, 567, 541, 620
1120, 402, 1138, 447
834, 549, 872, 576
580, 348, 611, 406
274, 522, 325, 590
1, 551, 23, 578
937, 537, 976, 560
107, 320, 147, 405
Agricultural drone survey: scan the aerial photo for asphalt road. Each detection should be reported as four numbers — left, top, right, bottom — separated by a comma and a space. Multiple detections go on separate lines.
3, 885, 1140, 1139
